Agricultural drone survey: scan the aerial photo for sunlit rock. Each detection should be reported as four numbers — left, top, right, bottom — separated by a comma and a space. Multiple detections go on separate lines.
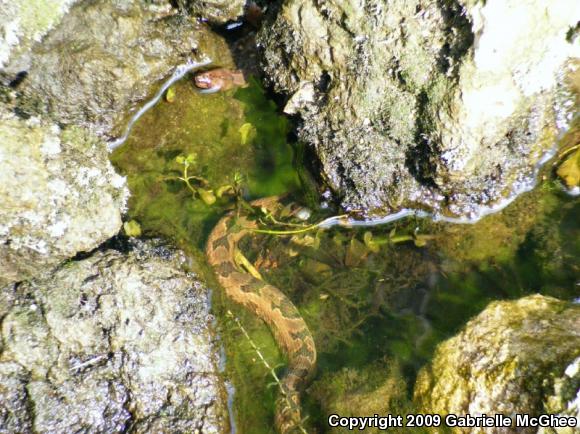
0, 0, 79, 70
0, 108, 128, 286
0, 240, 227, 433
414, 295, 580, 434
181, 0, 246, 24
259, 0, 580, 218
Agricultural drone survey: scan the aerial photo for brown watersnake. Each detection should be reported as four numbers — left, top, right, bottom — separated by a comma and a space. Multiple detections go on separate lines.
206, 196, 317, 434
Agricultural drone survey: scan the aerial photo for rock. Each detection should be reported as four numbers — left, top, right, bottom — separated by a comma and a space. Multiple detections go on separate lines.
5, 0, 215, 136
180, 0, 246, 24
0, 107, 128, 286
540, 356, 580, 434
557, 147, 580, 191
414, 295, 580, 434
310, 359, 412, 434
258, 0, 580, 218
0, 240, 228, 433
0, 0, 80, 70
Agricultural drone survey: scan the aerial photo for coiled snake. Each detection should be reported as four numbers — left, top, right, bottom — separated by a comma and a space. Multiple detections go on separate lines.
206, 197, 317, 434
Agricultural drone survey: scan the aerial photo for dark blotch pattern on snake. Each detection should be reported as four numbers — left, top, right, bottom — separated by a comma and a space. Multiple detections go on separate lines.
206, 197, 317, 434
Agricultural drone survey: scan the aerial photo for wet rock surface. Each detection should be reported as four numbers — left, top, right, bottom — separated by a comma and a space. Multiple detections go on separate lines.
180, 0, 246, 24
0, 106, 128, 286
310, 360, 412, 434
0, 240, 227, 433
0, 0, 233, 286
540, 356, 580, 434
258, 0, 580, 218
0, 0, 80, 70
414, 295, 580, 433
4, 0, 214, 136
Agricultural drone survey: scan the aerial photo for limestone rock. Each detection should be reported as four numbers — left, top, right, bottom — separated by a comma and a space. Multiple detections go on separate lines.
0, 0, 80, 69
0, 240, 228, 433
6, 0, 213, 136
0, 108, 128, 286
258, 0, 580, 218
414, 295, 580, 434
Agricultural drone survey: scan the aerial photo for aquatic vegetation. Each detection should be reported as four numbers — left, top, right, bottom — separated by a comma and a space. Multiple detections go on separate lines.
165, 86, 176, 103
556, 146, 580, 189
228, 311, 309, 434
163, 153, 217, 205
123, 220, 142, 237
309, 359, 418, 434
239, 122, 256, 145
251, 223, 436, 357
111, 76, 299, 250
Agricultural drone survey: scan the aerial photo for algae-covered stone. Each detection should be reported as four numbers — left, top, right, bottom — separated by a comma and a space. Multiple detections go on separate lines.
0, 0, 79, 70
259, 0, 580, 218
540, 356, 580, 434
0, 107, 128, 286
0, 240, 227, 433
557, 148, 580, 191
430, 183, 560, 265
9, 0, 216, 136
414, 295, 580, 434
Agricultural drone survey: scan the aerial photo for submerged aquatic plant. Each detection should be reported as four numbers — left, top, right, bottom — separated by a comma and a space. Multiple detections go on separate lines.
165, 86, 176, 103
246, 204, 434, 253
123, 220, 142, 237
163, 152, 256, 209
555, 145, 580, 189
238, 122, 256, 145
227, 311, 309, 434
162, 153, 216, 205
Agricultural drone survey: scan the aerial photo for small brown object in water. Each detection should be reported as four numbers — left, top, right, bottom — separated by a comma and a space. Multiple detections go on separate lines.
245, 2, 264, 28
193, 68, 247, 92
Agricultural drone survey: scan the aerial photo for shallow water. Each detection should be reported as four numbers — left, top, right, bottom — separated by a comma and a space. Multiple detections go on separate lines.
111, 74, 579, 434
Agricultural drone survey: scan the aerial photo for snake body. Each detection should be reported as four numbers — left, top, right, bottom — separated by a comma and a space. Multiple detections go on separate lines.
206, 197, 317, 434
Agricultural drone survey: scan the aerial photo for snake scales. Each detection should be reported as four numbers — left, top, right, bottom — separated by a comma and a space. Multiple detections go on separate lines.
206, 196, 317, 434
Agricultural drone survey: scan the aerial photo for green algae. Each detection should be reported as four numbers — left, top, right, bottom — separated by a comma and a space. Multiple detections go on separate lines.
111, 73, 579, 433
111, 76, 299, 252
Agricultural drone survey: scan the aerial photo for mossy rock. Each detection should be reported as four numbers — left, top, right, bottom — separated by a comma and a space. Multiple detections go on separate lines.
414, 295, 580, 434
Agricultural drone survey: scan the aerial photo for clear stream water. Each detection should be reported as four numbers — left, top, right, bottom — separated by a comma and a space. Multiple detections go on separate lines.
110, 74, 579, 433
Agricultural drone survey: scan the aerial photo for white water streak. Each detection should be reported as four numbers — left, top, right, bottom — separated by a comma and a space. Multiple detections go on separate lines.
107, 59, 212, 151
320, 146, 560, 228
